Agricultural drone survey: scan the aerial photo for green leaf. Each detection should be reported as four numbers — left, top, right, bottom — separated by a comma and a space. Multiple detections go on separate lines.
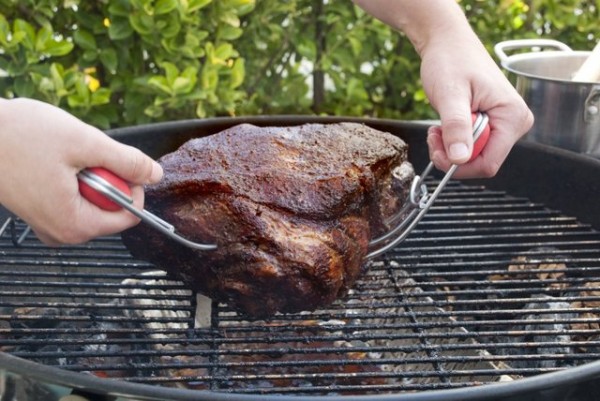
100, 48, 118, 74
172, 76, 193, 94
108, 1, 132, 17
155, 0, 178, 15
161, 62, 179, 85
91, 88, 112, 106
229, 58, 244, 89
13, 76, 35, 97
213, 43, 235, 64
67, 93, 87, 108
158, 13, 181, 38
13, 19, 36, 50
0, 15, 10, 43
348, 36, 362, 56
35, 25, 53, 52
148, 76, 173, 95
186, 0, 212, 13
218, 25, 243, 41
296, 40, 316, 60
219, 12, 240, 27
195, 100, 206, 118
108, 17, 134, 40
225, 0, 255, 15
129, 13, 154, 35
86, 111, 112, 130
144, 103, 165, 118
44, 40, 75, 57
82, 49, 98, 62
201, 65, 218, 90
49, 63, 65, 93
73, 30, 97, 51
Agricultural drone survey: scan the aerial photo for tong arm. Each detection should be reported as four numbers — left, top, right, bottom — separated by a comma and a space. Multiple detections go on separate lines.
77, 168, 217, 251
366, 112, 490, 260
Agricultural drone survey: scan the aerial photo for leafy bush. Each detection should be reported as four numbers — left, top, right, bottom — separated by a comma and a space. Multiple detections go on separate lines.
0, 0, 598, 128
0, 0, 253, 128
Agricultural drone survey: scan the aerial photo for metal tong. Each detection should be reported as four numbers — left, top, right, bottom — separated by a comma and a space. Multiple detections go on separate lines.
366, 112, 490, 260
77, 168, 217, 251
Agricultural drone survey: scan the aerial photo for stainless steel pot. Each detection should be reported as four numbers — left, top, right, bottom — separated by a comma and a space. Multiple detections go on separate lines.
495, 39, 600, 158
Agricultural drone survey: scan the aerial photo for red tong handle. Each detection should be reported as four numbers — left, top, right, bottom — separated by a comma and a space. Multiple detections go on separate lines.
78, 167, 131, 212
469, 112, 491, 162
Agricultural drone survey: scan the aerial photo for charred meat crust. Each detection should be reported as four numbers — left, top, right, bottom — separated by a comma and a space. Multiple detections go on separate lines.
122, 123, 414, 318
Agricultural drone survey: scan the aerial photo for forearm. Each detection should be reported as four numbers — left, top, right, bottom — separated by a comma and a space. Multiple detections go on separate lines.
353, 0, 479, 56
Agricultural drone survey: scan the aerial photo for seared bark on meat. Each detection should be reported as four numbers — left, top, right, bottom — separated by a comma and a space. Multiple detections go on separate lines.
122, 123, 414, 318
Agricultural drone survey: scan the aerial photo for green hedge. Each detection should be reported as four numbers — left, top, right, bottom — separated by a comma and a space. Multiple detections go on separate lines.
0, 0, 597, 128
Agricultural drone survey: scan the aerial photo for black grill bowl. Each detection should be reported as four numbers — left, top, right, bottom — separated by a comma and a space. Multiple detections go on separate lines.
0, 116, 599, 401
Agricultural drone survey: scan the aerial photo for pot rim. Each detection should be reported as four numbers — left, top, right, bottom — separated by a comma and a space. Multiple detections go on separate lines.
500, 51, 595, 83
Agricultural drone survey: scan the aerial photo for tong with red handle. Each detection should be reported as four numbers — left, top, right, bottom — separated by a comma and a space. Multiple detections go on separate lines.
367, 112, 490, 259
77, 168, 217, 251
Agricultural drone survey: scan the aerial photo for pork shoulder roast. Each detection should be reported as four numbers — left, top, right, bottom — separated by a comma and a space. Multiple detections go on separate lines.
121, 123, 414, 318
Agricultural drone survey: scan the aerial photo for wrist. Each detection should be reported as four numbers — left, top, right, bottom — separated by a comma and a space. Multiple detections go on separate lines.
355, 0, 478, 57
400, 1, 477, 57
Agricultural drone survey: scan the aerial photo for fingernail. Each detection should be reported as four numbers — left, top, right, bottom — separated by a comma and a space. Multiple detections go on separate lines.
448, 143, 469, 161
149, 161, 164, 183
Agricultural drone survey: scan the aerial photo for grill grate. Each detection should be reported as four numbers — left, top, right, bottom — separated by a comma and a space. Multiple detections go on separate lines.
1, 179, 600, 396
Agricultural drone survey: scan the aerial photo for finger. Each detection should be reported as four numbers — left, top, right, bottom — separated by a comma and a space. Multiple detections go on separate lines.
426, 125, 452, 172
431, 84, 474, 165
106, 145, 163, 185
458, 124, 510, 178
75, 127, 163, 186
428, 121, 497, 179
72, 185, 145, 242
43, 184, 146, 245
98, 141, 163, 185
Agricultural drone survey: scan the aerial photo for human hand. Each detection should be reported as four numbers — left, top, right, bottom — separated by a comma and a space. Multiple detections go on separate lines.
419, 30, 534, 179
352, 0, 534, 179
0, 98, 163, 245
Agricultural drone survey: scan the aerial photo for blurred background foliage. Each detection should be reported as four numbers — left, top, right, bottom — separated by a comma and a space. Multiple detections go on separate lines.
0, 0, 598, 128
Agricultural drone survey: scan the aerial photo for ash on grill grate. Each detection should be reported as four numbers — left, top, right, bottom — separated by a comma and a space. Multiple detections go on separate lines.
120, 263, 507, 394
392, 182, 600, 379
0, 303, 139, 378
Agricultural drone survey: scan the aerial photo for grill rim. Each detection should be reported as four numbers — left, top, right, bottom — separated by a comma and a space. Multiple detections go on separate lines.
2, 115, 600, 400
2, 351, 600, 401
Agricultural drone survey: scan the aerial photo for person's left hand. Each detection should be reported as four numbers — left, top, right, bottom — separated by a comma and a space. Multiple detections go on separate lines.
420, 30, 534, 179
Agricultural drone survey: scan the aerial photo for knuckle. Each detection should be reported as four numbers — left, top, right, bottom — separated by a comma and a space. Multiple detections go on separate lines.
480, 160, 502, 178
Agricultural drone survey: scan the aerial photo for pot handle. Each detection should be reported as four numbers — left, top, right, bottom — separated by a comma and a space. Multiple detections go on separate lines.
584, 85, 600, 124
494, 39, 573, 64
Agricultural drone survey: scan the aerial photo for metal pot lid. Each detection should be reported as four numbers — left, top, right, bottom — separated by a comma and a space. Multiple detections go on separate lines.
495, 39, 598, 83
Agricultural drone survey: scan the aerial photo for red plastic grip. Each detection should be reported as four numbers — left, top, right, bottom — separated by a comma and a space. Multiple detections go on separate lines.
78, 167, 131, 212
469, 112, 491, 162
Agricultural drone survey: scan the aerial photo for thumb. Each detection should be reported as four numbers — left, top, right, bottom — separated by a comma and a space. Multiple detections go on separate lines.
86, 134, 163, 186
439, 109, 474, 165
430, 81, 474, 165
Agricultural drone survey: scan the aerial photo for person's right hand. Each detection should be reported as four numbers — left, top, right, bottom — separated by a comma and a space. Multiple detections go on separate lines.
352, 0, 534, 179
0, 98, 163, 246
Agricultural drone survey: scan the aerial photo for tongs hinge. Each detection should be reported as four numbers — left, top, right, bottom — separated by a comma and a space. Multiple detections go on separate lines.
367, 112, 490, 260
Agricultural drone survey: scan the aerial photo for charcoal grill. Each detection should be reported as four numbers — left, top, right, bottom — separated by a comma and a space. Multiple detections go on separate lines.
1, 116, 600, 401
